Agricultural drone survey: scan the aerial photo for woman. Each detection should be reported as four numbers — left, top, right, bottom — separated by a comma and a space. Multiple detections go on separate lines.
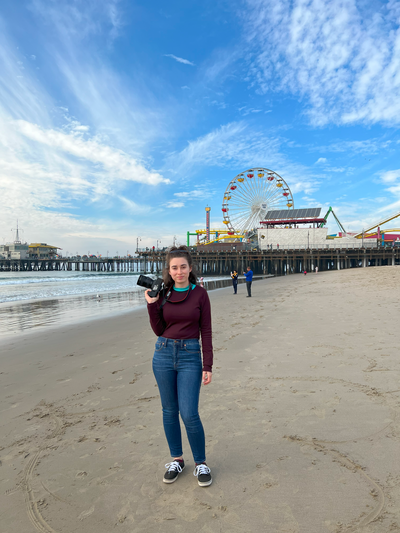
145, 246, 213, 487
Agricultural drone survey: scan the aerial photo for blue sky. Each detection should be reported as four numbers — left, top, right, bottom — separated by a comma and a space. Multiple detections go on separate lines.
1, 0, 400, 254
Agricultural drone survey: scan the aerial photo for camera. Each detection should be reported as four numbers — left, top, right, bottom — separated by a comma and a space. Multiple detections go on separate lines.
137, 275, 164, 297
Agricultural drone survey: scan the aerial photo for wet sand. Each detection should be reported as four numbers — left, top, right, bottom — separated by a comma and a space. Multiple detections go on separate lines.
1, 267, 400, 532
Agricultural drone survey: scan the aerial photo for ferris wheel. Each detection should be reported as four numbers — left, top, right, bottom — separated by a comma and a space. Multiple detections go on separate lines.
222, 168, 294, 235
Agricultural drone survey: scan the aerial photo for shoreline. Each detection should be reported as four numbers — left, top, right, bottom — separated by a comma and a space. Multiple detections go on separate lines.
0, 275, 271, 341
1, 267, 400, 532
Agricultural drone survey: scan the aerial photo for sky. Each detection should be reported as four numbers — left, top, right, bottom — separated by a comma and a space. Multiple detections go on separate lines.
1, 0, 400, 255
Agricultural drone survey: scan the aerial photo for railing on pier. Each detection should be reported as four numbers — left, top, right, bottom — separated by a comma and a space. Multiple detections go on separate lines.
261, 241, 380, 251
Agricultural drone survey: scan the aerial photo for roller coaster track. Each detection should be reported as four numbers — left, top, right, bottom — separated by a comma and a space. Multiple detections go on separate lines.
353, 210, 400, 238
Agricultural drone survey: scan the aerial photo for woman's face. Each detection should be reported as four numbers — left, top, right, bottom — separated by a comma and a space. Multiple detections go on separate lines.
169, 257, 192, 287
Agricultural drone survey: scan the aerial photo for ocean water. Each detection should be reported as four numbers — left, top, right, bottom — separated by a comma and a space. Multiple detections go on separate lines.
0, 271, 143, 303
0, 271, 233, 338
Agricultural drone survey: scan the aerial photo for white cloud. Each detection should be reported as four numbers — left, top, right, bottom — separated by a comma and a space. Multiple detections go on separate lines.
239, 106, 263, 116
316, 157, 327, 164
314, 138, 394, 154
386, 185, 400, 196
379, 169, 400, 183
14, 120, 168, 186
118, 196, 152, 214
327, 166, 347, 173
168, 121, 274, 170
166, 121, 318, 196
244, 0, 400, 126
376, 197, 400, 214
164, 54, 195, 66
30, 55, 36, 60
31, 0, 123, 42
378, 169, 400, 212
165, 201, 185, 208
181, 86, 190, 90
72, 123, 90, 132
174, 189, 211, 199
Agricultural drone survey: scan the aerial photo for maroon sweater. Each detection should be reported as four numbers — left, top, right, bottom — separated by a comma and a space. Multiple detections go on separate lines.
147, 285, 213, 372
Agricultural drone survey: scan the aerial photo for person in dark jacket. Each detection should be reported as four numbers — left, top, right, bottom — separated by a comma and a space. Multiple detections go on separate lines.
145, 246, 213, 487
231, 270, 238, 294
243, 266, 253, 297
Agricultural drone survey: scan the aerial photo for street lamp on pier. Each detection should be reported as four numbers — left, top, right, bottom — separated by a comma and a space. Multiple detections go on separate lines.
107, 250, 109, 259
156, 240, 161, 251
136, 237, 141, 252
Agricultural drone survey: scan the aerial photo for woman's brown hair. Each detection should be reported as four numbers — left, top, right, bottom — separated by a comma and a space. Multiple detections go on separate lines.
163, 246, 198, 290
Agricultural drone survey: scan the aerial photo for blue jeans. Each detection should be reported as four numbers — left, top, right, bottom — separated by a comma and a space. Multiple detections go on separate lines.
152, 337, 206, 463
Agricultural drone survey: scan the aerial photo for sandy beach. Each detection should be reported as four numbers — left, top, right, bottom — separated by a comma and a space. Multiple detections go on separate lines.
1, 267, 400, 533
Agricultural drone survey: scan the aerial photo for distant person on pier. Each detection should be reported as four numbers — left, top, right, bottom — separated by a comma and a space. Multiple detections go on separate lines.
231, 270, 238, 294
315, 266, 318, 273
243, 266, 253, 297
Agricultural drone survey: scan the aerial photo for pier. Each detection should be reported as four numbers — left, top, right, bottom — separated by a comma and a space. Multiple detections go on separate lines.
0, 257, 156, 273
179, 246, 400, 275
1, 246, 398, 274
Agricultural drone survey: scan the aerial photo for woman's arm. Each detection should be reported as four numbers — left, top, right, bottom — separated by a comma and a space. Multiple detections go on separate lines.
145, 290, 166, 336
199, 291, 213, 373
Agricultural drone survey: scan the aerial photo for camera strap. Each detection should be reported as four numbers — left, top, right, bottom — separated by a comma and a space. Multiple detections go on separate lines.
159, 289, 170, 312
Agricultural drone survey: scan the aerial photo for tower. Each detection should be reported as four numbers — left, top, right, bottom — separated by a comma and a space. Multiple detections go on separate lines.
205, 207, 211, 242
12, 220, 22, 244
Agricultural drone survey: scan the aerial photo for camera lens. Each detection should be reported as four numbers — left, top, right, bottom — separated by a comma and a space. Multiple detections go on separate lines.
137, 275, 153, 289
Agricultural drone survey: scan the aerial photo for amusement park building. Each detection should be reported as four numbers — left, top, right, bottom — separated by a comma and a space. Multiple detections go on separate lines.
28, 243, 59, 259
258, 227, 329, 249
0, 243, 29, 259
258, 208, 329, 249
0, 243, 60, 259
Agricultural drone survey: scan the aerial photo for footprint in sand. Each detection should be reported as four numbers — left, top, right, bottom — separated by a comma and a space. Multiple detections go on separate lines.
78, 506, 95, 521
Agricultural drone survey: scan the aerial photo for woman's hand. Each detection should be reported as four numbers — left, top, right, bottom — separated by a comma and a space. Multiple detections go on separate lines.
202, 371, 212, 385
144, 289, 160, 305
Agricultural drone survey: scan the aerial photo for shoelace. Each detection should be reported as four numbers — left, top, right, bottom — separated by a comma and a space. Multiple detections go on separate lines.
193, 464, 210, 477
165, 461, 183, 473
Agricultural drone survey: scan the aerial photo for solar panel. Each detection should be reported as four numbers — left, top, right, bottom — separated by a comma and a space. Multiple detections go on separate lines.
265, 208, 321, 220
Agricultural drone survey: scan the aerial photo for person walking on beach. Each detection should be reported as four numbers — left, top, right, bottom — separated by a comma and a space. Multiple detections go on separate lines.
145, 246, 213, 487
243, 266, 253, 297
231, 270, 238, 294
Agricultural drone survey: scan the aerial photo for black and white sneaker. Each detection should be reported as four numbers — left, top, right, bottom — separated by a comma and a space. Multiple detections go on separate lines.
163, 460, 185, 483
193, 463, 212, 487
